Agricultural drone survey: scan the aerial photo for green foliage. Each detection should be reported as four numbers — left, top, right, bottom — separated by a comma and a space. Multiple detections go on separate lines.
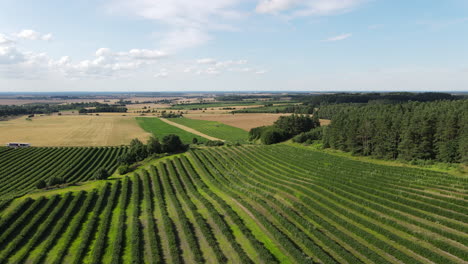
162, 134, 188, 153
1, 145, 467, 263
168, 117, 248, 142
35, 180, 47, 189
324, 100, 468, 163
261, 128, 288, 145
136, 117, 205, 143
117, 164, 131, 175
146, 136, 162, 155
47, 176, 64, 186
0, 146, 125, 199
292, 127, 324, 143
93, 168, 110, 180
249, 114, 320, 144
205, 140, 225, 146
274, 114, 319, 136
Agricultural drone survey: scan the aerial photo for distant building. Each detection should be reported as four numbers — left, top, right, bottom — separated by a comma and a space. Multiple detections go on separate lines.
6, 143, 31, 148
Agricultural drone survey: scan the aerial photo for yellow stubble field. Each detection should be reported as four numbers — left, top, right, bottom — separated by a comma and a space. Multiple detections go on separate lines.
0, 115, 151, 146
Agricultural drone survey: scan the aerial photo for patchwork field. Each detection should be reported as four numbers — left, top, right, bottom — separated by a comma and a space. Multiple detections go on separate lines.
0, 115, 150, 147
169, 117, 248, 142
185, 113, 292, 131
136, 117, 207, 143
0, 146, 127, 201
0, 145, 466, 264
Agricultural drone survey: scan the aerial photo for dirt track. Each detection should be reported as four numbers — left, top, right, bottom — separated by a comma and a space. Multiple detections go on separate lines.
159, 118, 223, 141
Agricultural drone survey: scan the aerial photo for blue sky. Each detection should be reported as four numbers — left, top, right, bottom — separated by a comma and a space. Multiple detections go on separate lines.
0, 0, 467, 92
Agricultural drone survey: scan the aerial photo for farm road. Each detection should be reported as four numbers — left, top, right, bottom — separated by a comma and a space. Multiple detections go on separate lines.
159, 118, 224, 141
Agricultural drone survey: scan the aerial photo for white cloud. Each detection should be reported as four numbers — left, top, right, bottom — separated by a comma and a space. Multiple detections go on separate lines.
197, 58, 217, 64
322, 33, 352, 42
155, 68, 169, 78
0, 34, 14, 46
0, 46, 25, 64
256, 0, 367, 17
160, 28, 211, 52
127, 49, 167, 60
15, 29, 53, 41
41, 33, 53, 41
255, 70, 268, 74
109, 0, 245, 51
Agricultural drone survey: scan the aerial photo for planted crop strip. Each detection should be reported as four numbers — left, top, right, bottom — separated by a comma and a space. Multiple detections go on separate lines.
221, 147, 462, 262
180, 154, 287, 263
208, 147, 364, 264
196, 149, 341, 264
0, 198, 43, 250
110, 177, 130, 264
177, 156, 282, 264
169, 158, 227, 263
140, 170, 163, 263
187, 151, 312, 264
211, 147, 413, 263
72, 183, 110, 264
0, 147, 126, 199
0, 195, 59, 264
0, 148, 80, 196
0, 147, 62, 195
250, 147, 468, 250
159, 162, 205, 263
253, 146, 468, 239
177, 156, 264, 263
129, 174, 143, 263
214, 146, 466, 264
175, 157, 257, 263
30, 191, 85, 264
90, 181, 120, 264
51, 190, 97, 264
0, 198, 32, 231
149, 165, 183, 263
79, 147, 118, 182
12, 193, 73, 263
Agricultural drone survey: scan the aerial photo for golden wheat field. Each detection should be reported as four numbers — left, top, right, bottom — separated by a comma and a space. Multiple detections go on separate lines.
0, 115, 151, 146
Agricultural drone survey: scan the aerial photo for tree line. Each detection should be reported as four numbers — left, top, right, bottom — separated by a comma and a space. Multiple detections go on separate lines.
322, 100, 468, 163
249, 114, 320, 144
0, 102, 124, 117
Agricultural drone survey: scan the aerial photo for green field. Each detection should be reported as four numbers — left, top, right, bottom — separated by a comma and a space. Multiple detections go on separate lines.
0, 146, 126, 202
169, 117, 248, 142
169, 101, 292, 110
136, 117, 206, 143
1, 145, 466, 263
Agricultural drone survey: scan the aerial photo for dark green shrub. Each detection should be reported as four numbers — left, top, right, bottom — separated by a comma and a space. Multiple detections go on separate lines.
36, 180, 47, 189
205, 140, 224, 147
93, 168, 110, 180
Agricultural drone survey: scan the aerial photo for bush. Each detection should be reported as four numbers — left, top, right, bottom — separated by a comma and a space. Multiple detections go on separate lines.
162, 134, 188, 153
205, 140, 224, 147
118, 164, 131, 175
261, 128, 288, 145
47, 176, 64, 187
147, 136, 162, 154
36, 180, 47, 189
93, 168, 110, 180
192, 138, 198, 144
292, 127, 323, 143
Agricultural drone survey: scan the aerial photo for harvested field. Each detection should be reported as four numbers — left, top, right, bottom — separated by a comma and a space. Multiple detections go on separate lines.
185, 113, 291, 131
186, 113, 330, 131
0, 115, 150, 146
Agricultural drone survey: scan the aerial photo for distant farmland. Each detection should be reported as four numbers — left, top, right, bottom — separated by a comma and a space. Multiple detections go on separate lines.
169, 117, 248, 142
0, 146, 126, 201
136, 117, 207, 143
0, 115, 150, 146
1, 145, 466, 263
